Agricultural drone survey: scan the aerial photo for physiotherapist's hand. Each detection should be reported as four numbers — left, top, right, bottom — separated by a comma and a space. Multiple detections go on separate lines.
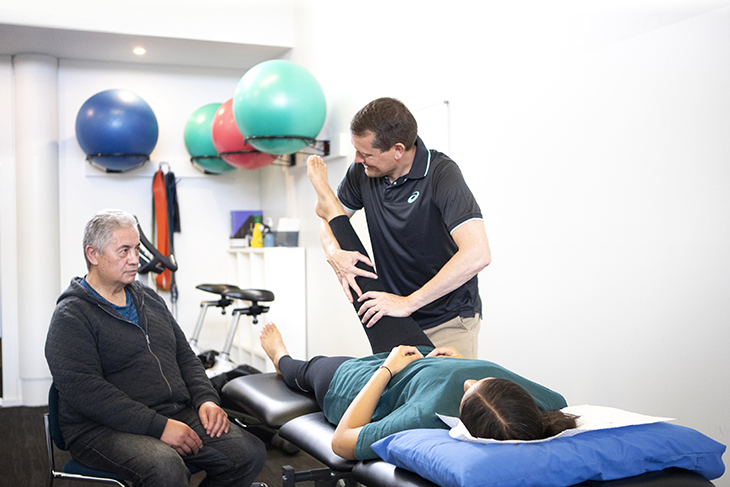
161, 419, 203, 456
199, 401, 230, 438
327, 248, 378, 303
358, 291, 414, 328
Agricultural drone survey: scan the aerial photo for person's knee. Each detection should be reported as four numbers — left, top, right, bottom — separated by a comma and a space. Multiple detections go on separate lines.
204, 429, 267, 485
229, 432, 267, 475
250, 435, 267, 473
136, 448, 190, 487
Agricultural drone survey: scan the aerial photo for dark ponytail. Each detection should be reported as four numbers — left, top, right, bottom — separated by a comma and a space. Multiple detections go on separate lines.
541, 409, 578, 438
460, 378, 577, 441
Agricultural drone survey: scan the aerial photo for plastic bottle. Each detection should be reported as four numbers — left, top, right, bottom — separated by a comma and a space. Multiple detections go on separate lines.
263, 217, 274, 247
251, 216, 264, 248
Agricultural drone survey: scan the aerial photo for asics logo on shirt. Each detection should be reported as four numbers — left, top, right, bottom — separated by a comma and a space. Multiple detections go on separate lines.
408, 191, 420, 204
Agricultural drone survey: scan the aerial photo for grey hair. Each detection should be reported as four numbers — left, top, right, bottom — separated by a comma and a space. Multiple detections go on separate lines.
83, 209, 138, 270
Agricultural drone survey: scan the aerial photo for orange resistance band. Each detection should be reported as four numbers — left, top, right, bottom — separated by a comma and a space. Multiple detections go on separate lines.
152, 169, 172, 291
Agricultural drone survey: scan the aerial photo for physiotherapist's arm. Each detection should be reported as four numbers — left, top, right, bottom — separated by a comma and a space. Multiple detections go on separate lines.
358, 219, 491, 327
319, 211, 379, 302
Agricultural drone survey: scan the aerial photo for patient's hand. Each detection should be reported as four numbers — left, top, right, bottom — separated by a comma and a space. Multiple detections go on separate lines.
199, 401, 230, 438
427, 347, 463, 358
161, 419, 203, 456
383, 345, 424, 375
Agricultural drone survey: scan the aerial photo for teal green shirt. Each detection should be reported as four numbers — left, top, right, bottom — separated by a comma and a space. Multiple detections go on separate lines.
322, 347, 568, 460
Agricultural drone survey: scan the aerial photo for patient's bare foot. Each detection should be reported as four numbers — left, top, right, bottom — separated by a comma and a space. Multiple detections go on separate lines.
307, 155, 345, 221
260, 322, 289, 375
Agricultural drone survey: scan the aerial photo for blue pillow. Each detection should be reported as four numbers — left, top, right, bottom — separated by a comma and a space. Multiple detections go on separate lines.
371, 422, 725, 487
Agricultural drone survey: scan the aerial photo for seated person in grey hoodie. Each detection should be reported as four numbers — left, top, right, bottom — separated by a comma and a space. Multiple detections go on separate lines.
45, 209, 266, 487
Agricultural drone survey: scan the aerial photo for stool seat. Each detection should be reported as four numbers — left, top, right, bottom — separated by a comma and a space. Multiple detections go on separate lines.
195, 283, 242, 295
225, 288, 275, 302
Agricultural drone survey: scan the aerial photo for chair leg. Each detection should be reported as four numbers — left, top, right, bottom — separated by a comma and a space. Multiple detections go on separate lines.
44, 413, 56, 487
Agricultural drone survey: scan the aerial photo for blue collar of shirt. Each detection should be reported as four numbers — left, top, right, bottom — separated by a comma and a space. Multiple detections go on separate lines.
81, 277, 125, 307
82, 278, 141, 327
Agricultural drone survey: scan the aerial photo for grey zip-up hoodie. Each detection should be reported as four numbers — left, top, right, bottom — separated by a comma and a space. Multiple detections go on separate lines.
45, 277, 219, 448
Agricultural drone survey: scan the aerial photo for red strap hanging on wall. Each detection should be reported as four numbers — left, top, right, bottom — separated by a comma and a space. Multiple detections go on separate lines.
152, 168, 172, 291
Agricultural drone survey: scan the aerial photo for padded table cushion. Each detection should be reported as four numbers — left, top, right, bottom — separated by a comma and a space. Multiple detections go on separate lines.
222, 374, 718, 487
278, 411, 359, 473
222, 373, 320, 428
353, 461, 714, 487
354, 460, 439, 487
574, 468, 715, 486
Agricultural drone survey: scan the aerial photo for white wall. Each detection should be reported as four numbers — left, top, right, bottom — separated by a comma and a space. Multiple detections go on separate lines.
263, 0, 730, 482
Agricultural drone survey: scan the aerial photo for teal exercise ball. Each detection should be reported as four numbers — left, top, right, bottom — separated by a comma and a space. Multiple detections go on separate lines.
233, 60, 326, 155
184, 103, 235, 174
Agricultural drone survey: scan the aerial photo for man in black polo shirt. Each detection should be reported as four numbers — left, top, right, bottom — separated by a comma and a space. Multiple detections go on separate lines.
314, 97, 491, 358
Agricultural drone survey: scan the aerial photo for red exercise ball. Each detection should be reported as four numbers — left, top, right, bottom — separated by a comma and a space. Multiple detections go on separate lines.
211, 98, 277, 169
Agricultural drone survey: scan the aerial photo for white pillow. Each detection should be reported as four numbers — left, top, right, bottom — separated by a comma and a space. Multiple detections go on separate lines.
438, 404, 674, 444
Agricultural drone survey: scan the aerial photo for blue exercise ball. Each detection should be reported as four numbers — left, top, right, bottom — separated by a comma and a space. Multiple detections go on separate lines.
233, 60, 326, 155
76, 89, 158, 172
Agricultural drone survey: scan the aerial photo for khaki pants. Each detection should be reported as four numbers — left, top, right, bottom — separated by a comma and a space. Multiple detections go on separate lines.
424, 314, 481, 359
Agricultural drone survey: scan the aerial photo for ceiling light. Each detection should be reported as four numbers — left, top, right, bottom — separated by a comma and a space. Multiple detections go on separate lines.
133, 47, 146, 55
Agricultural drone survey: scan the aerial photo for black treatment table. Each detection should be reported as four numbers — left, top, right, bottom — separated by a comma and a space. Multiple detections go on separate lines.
222, 373, 716, 487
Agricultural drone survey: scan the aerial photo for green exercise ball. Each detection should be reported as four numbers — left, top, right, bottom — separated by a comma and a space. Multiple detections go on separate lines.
233, 60, 326, 155
184, 103, 235, 174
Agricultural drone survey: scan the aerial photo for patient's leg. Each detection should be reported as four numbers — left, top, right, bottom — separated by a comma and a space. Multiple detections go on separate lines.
328, 216, 434, 352
260, 322, 348, 409
307, 155, 433, 353
307, 155, 347, 222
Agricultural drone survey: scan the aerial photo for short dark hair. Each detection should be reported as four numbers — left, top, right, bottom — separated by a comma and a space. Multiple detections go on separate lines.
460, 378, 577, 440
350, 97, 418, 152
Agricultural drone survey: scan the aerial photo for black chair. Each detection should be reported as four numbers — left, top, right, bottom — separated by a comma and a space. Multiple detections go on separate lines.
46, 384, 268, 487
45, 383, 128, 486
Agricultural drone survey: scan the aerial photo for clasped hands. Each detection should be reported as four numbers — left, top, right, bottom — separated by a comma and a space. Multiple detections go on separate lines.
160, 401, 229, 456
382, 345, 464, 377
328, 248, 414, 328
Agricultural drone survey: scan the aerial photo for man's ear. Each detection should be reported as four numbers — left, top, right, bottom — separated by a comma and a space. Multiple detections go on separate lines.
392, 143, 406, 160
85, 245, 100, 266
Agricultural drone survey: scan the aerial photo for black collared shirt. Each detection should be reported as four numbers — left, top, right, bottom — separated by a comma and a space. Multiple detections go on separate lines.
338, 137, 483, 329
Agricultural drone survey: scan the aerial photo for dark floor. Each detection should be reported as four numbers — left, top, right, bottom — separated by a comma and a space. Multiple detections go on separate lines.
0, 404, 328, 487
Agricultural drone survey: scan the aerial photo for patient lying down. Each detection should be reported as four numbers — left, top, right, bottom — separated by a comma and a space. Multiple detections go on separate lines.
285, 156, 575, 460
260, 323, 576, 461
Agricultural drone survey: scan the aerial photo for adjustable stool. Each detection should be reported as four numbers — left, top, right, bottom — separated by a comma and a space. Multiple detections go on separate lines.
189, 284, 241, 355
205, 288, 274, 378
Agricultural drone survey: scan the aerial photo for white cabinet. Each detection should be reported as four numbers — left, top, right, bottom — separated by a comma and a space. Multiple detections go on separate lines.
227, 247, 306, 373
